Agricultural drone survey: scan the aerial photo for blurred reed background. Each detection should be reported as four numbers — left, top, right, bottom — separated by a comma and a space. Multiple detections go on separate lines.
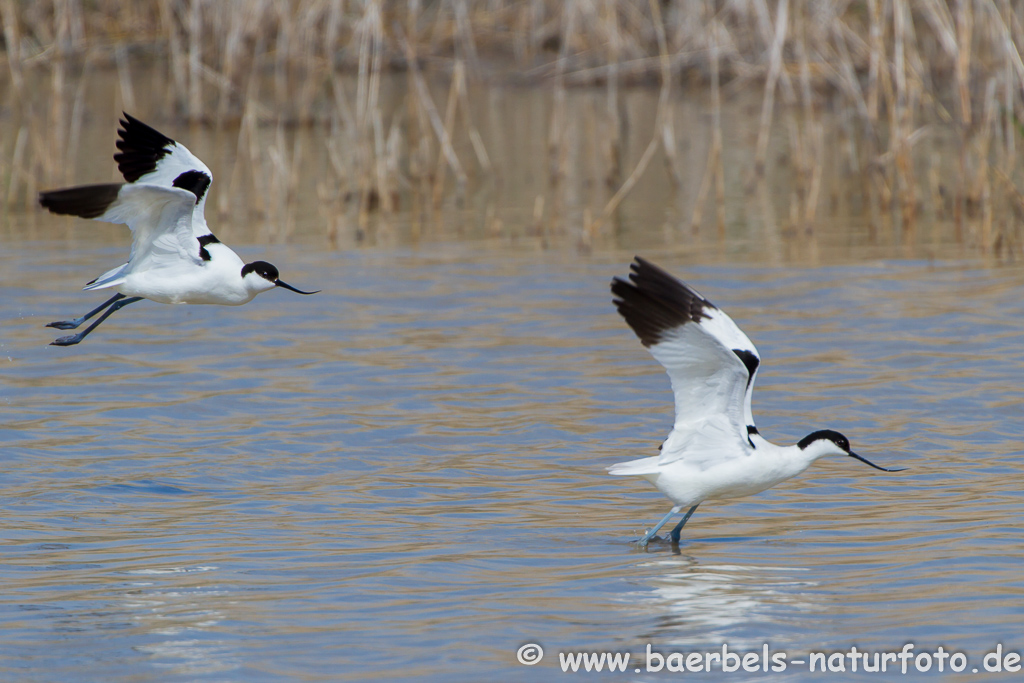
2, 0, 1024, 258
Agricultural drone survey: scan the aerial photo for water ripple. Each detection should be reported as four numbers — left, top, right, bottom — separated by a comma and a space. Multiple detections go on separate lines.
1, 250, 1022, 680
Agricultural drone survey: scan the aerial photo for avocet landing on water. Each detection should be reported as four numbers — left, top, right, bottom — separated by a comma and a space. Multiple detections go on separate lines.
609, 257, 904, 547
39, 114, 318, 346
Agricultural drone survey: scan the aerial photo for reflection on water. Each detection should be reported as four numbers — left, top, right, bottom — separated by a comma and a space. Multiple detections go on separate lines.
2, 237, 1023, 680
628, 558, 819, 648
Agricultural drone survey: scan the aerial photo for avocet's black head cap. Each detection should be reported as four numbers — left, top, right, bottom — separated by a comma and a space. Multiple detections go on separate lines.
241, 261, 319, 295
798, 429, 905, 472
242, 260, 279, 282
798, 429, 849, 452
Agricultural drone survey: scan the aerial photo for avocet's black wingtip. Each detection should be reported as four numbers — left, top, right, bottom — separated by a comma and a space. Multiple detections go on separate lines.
114, 114, 176, 182
629, 255, 659, 279
38, 184, 123, 219
611, 257, 713, 347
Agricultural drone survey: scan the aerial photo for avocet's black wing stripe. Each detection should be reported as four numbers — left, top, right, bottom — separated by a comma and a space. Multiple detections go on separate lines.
196, 234, 220, 261
732, 349, 760, 388
171, 170, 212, 202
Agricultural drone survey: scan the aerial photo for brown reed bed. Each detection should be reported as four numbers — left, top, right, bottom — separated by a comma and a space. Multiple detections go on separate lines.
2, 1, 1024, 259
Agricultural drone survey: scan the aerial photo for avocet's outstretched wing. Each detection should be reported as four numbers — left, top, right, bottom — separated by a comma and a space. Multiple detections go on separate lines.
611, 257, 761, 462
114, 113, 214, 238
39, 183, 202, 290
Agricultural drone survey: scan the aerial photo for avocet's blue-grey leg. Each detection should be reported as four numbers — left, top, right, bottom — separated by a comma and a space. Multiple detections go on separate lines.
48, 293, 127, 330
669, 504, 699, 544
51, 296, 143, 346
638, 506, 682, 547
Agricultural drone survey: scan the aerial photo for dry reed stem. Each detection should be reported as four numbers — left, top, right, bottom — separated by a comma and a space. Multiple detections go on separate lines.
866, 0, 881, 122
792, 2, 812, 230
804, 121, 824, 228
753, 0, 788, 177
157, 0, 185, 111
956, 0, 974, 127
651, 0, 680, 191
6, 126, 27, 207
453, 0, 480, 72
977, 77, 998, 250
432, 59, 463, 208
115, 44, 136, 114
828, 18, 871, 131
49, 58, 66, 186
689, 131, 720, 234
751, 0, 793, 104
602, 0, 622, 192
547, 0, 573, 195
712, 14, 725, 236
893, 0, 917, 229
460, 96, 491, 173
395, 25, 467, 193
68, 53, 89, 185
592, 0, 671, 235
954, 0, 974, 239
690, 9, 722, 235
187, 0, 202, 121
0, 0, 23, 93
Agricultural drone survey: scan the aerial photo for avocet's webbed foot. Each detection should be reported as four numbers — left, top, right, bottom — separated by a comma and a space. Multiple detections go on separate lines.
47, 318, 86, 330
50, 333, 85, 346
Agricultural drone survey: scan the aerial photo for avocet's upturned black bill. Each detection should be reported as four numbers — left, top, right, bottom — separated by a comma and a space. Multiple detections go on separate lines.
39, 114, 319, 346
609, 257, 904, 547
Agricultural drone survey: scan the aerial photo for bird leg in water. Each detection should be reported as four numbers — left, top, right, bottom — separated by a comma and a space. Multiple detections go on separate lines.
669, 504, 699, 544
637, 504, 701, 547
638, 506, 682, 547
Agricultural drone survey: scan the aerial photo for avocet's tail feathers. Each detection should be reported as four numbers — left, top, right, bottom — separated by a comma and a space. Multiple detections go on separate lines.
607, 456, 661, 476
83, 264, 128, 291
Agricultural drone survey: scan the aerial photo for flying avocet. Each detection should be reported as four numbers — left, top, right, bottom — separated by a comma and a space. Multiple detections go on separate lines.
39, 113, 318, 346
609, 257, 903, 547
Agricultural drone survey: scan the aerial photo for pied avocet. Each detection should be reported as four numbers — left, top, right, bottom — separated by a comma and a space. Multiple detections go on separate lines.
609, 257, 903, 547
39, 114, 318, 346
